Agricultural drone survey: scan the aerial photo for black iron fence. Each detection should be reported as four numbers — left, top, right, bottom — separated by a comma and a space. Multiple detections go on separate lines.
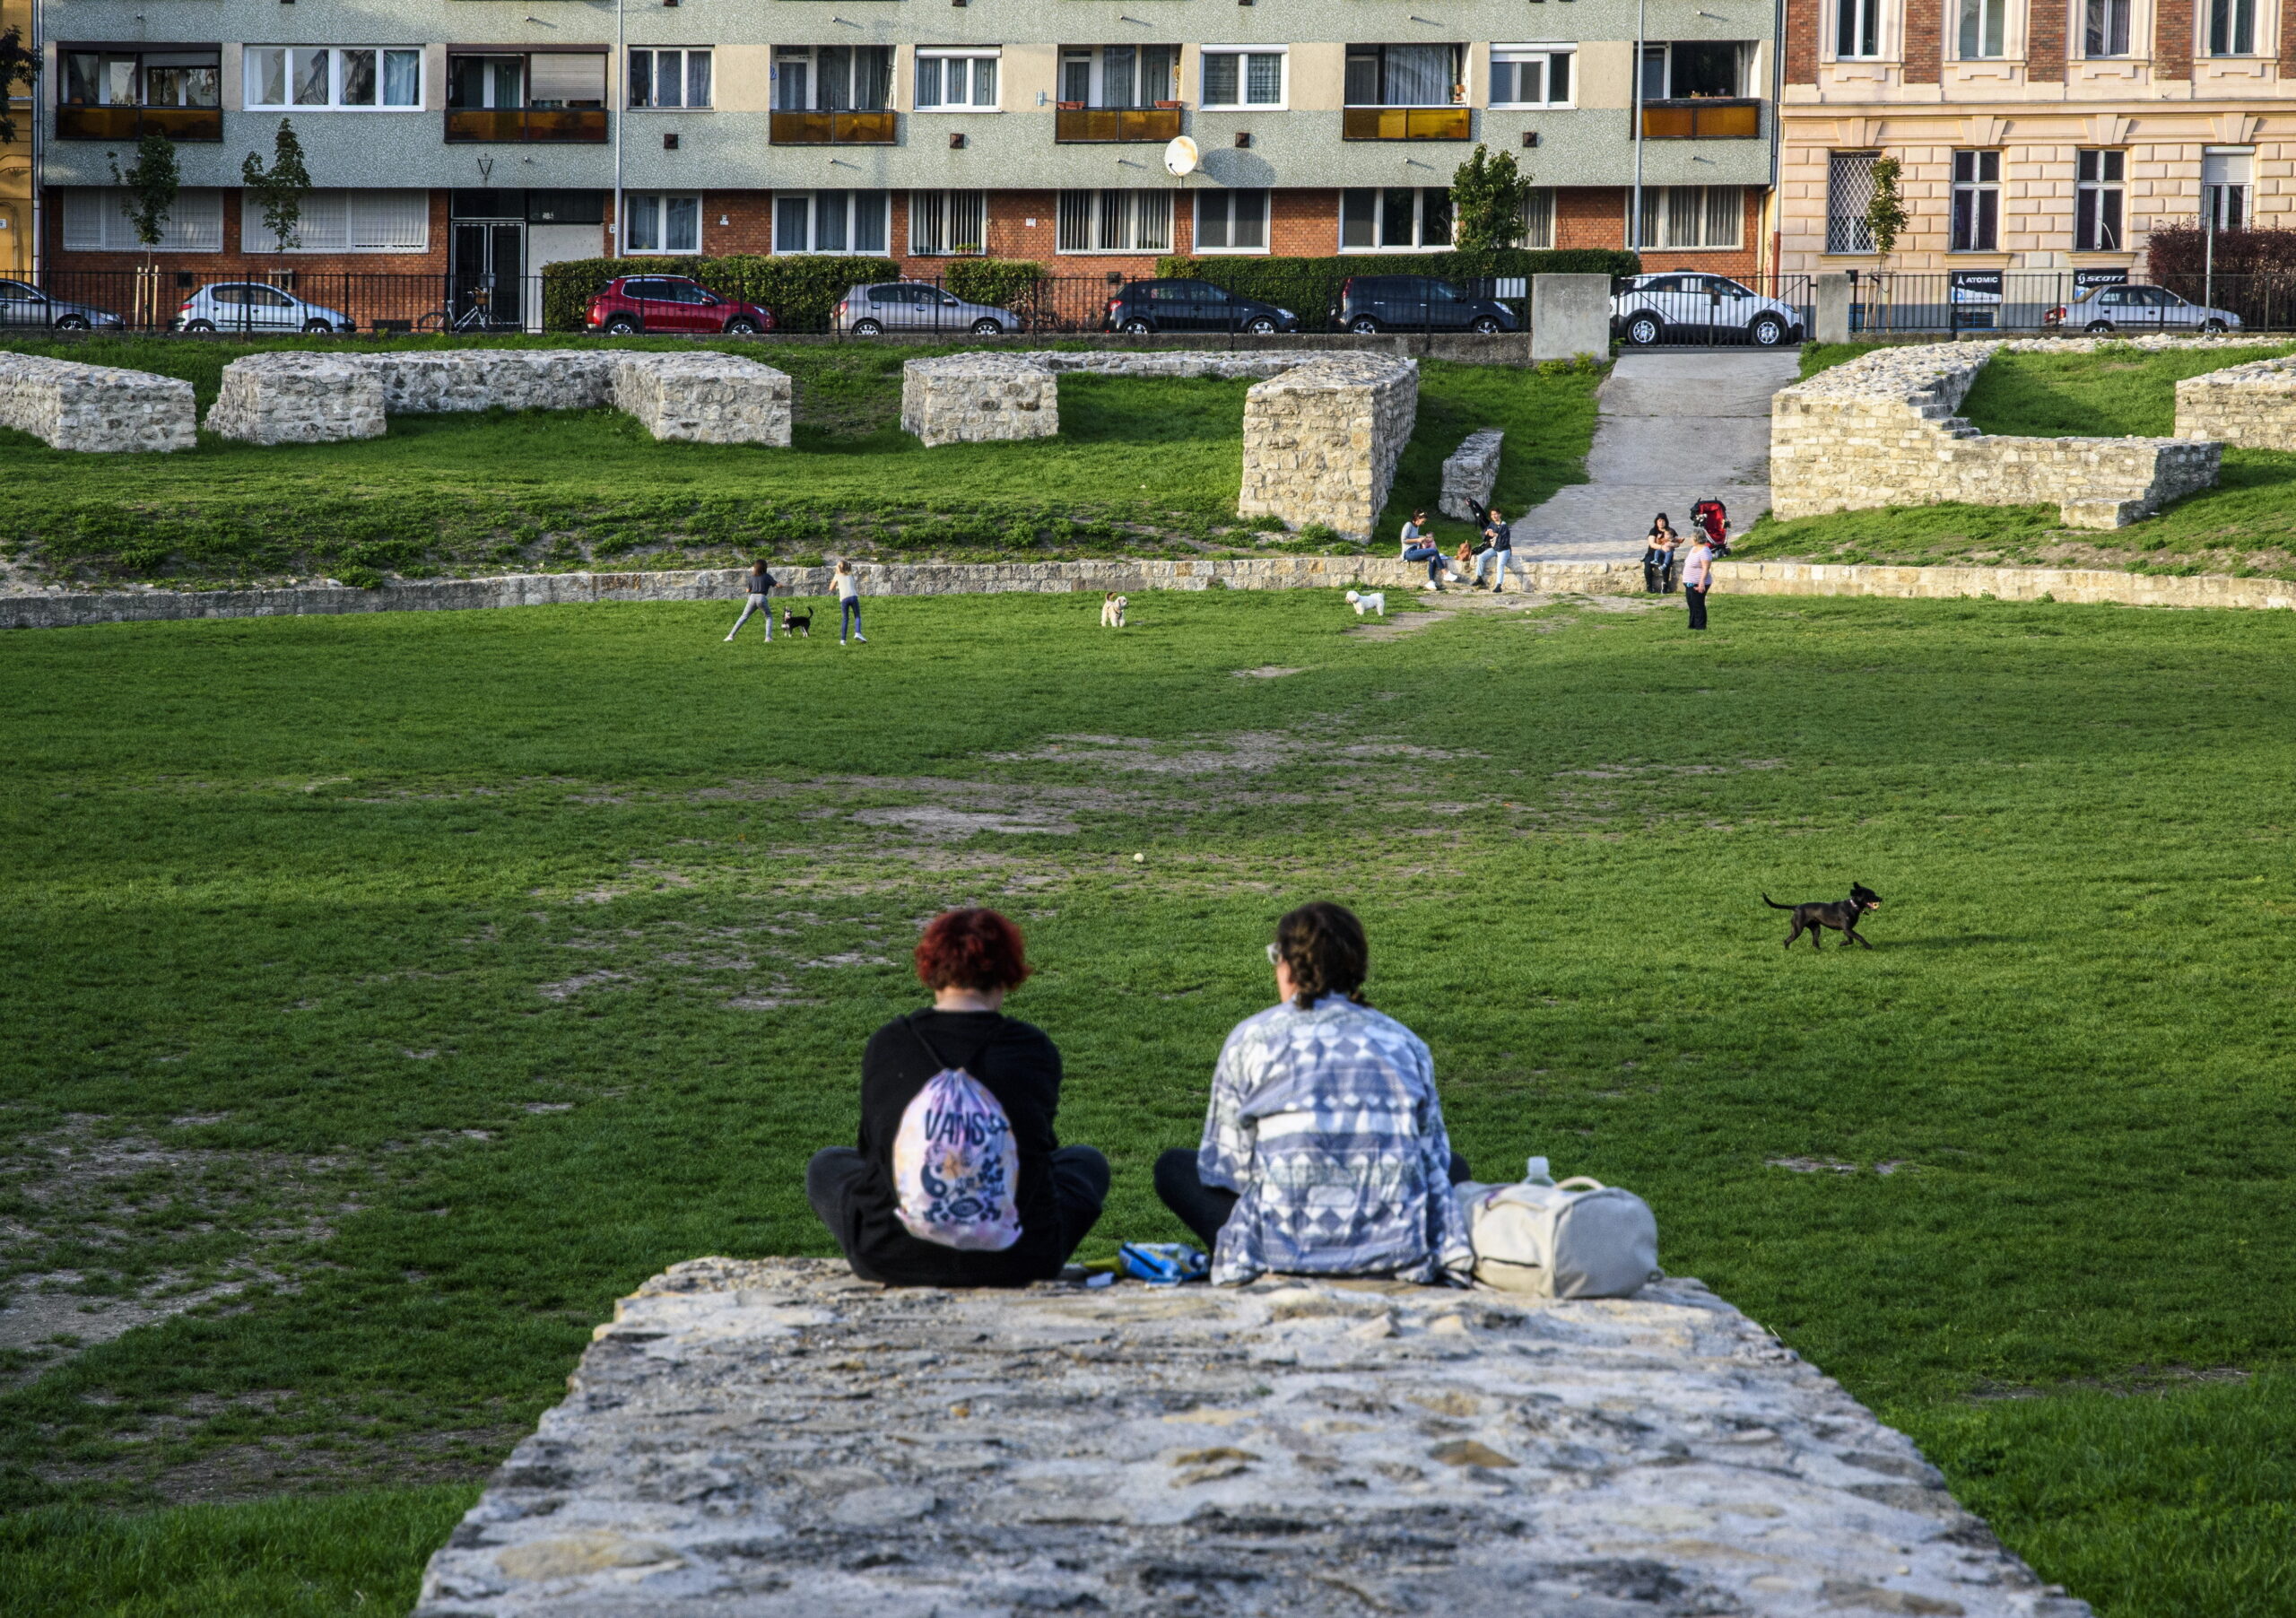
1832, 269, 2296, 336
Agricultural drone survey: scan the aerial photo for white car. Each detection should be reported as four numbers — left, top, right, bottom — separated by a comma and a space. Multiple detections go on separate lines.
1612, 274, 1803, 347
173, 282, 355, 335
2044, 283, 2240, 334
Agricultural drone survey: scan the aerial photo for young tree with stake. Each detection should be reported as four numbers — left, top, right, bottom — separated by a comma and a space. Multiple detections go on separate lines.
242, 119, 313, 253
1863, 155, 1907, 331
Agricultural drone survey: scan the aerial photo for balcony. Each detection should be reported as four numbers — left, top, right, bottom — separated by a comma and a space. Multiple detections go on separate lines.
1639, 98, 1762, 139
770, 109, 897, 145
1055, 105, 1182, 144
444, 108, 610, 144
1342, 106, 1471, 141
56, 104, 222, 143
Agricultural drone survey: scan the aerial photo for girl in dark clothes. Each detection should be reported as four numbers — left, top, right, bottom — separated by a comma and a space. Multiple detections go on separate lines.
1643, 516, 1678, 595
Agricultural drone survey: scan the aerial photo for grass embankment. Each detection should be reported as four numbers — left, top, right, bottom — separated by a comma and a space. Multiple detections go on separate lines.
0, 335, 1595, 588
1744, 340, 2296, 578
1, 592, 2292, 1614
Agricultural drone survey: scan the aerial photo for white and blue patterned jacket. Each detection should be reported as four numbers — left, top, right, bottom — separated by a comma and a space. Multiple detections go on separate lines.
1197, 995, 1473, 1286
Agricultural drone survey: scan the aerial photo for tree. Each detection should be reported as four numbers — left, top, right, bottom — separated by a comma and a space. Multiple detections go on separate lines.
1449, 144, 1535, 253
242, 119, 313, 253
109, 129, 181, 252
0, 27, 38, 146
1864, 155, 1908, 261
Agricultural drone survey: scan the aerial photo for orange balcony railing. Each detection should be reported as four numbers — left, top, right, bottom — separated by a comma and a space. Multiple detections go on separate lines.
770, 109, 898, 144
56, 104, 223, 142
443, 108, 610, 144
1341, 106, 1472, 141
1054, 105, 1183, 143
1639, 99, 1762, 139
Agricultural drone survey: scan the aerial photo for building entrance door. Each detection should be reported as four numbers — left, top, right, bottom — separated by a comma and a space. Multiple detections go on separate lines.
451, 220, 523, 330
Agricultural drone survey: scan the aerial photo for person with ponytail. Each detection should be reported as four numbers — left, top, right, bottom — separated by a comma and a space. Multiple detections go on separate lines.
1152, 901, 1474, 1286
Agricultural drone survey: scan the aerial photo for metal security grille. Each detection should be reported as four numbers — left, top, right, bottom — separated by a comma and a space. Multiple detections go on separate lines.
1827, 151, 1877, 254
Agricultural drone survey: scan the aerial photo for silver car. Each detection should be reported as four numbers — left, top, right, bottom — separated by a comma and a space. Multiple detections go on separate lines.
834, 282, 1020, 336
173, 282, 355, 335
2048, 283, 2240, 334
0, 279, 125, 330
1613, 273, 1803, 347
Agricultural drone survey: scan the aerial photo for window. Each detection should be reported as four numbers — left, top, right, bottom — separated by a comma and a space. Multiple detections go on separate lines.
1055, 189, 1173, 252
1826, 150, 1878, 253
628, 48, 710, 109
447, 54, 607, 110
625, 193, 701, 253
1340, 187, 1454, 249
1490, 47, 1572, 106
909, 189, 987, 255
1345, 45, 1465, 105
773, 189, 888, 254
2084, 0, 2132, 55
241, 188, 428, 252
1060, 46, 1178, 107
773, 46, 892, 111
1201, 48, 1285, 108
916, 49, 998, 110
2203, 148, 2253, 229
2074, 150, 2125, 251
1639, 41, 1749, 98
1194, 188, 1268, 250
1836, 0, 1883, 57
246, 48, 421, 109
64, 49, 219, 108
1636, 186, 1743, 248
1951, 150, 2001, 250
1958, 0, 2006, 58
2210, 0, 2257, 53
1520, 188, 1555, 248
62, 187, 223, 250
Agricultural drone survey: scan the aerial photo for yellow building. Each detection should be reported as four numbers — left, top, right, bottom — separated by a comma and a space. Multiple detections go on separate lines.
0, 0, 28, 276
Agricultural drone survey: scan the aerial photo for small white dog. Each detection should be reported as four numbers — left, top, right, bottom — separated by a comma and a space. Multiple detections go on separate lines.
1100, 592, 1127, 629
1344, 589, 1387, 618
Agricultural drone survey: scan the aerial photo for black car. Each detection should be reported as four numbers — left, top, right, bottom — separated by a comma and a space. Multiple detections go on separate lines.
1104, 279, 1300, 335
1330, 274, 1519, 335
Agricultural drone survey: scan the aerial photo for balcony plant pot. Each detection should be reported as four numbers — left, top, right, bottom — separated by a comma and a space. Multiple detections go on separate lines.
1058, 101, 1084, 110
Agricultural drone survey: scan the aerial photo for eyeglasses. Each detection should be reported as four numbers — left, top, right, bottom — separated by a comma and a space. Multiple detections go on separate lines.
1265, 943, 1281, 965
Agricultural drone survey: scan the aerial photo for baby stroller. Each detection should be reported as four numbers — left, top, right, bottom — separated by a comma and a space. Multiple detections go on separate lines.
1691, 498, 1732, 557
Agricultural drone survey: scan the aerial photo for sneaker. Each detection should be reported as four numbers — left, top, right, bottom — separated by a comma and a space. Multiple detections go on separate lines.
724, 633, 737, 642
855, 634, 867, 642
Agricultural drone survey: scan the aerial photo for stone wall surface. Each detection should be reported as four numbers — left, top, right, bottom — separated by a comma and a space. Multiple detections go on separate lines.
1439, 428, 1505, 520
2172, 352, 2296, 449
1771, 337, 2236, 529
414, 1257, 2088, 1618
0, 352, 196, 453
372, 350, 617, 415
204, 352, 387, 446
611, 353, 794, 447
899, 354, 1058, 447
1238, 354, 1419, 539
7, 555, 2293, 631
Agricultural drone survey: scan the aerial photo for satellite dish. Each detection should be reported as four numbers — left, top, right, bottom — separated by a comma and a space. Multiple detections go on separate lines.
1163, 135, 1200, 178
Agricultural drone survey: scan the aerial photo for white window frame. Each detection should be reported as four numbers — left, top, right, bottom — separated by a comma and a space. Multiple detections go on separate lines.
909, 189, 987, 256
915, 48, 1001, 111
627, 48, 712, 110
241, 188, 429, 253
244, 47, 423, 111
771, 46, 894, 112
1636, 186, 1744, 250
1950, 150, 2001, 251
63, 187, 224, 251
2209, 0, 2258, 54
1192, 188, 1270, 253
625, 192, 703, 254
2074, 150, 2125, 251
1055, 188, 1174, 254
1339, 187, 1455, 251
1489, 46, 1574, 108
2203, 147, 2254, 229
1956, 0, 2007, 59
1199, 47, 1287, 109
1826, 150, 1879, 254
2083, 0, 2133, 56
772, 189, 890, 255
1834, 0, 1884, 57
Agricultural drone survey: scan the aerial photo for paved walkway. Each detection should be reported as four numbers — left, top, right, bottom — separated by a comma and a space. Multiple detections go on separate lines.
1508, 350, 1804, 563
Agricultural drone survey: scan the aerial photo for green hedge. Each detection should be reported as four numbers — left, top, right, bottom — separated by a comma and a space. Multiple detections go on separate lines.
943, 259, 1049, 318
539, 255, 900, 333
1152, 248, 1640, 327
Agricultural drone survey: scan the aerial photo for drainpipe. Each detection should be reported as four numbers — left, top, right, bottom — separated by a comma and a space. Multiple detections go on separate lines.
1767, 0, 1783, 282
1631, 0, 1647, 257
29, 0, 41, 283
612, 0, 624, 258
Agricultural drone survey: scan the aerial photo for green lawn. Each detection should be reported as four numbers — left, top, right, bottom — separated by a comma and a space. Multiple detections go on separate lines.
0, 336, 1596, 587
3, 590, 2292, 1614
1748, 341, 2296, 578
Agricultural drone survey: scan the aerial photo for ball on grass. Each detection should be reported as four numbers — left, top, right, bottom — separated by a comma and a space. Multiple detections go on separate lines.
1133, 853, 1145, 863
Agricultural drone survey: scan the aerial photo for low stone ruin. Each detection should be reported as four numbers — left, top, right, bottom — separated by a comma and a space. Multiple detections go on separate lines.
1440, 428, 1504, 519
900, 354, 1059, 447
2173, 352, 2296, 448
415, 1255, 2088, 1618
205, 349, 792, 448
1771, 339, 2222, 529
0, 352, 196, 453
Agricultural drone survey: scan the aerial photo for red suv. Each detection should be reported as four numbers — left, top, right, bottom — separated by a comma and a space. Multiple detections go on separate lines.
585, 275, 775, 335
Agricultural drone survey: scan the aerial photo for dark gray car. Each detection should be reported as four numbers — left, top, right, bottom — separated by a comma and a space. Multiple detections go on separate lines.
1331, 274, 1518, 335
0, 279, 126, 330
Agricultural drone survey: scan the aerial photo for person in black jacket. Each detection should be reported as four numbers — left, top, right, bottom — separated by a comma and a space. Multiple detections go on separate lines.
725, 558, 777, 641
805, 909, 1109, 1286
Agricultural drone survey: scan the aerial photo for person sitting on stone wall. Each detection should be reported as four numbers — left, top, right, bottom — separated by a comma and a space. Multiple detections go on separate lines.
1153, 901, 1474, 1286
807, 908, 1109, 1286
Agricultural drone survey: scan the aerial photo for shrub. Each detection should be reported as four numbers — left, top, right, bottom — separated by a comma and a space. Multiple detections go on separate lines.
944, 259, 1048, 318
539, 255, 900, 333
1153, 248, 1640, 331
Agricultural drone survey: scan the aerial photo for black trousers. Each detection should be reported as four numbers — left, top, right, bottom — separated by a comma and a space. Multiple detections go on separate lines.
1642, 562, 1665, 594
806, 1145, 1110, 1284
1152, 1146, 1474, 1252
1685, 585, 1709, 630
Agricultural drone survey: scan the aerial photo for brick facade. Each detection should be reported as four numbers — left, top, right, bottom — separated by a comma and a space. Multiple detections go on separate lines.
1785, 0, 1821, 83
2157, 0, 2196, 77
2028, 0, 2067, 82
1903, 0, 1943, 83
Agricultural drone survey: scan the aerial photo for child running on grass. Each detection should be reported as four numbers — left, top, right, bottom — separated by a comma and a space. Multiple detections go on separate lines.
836, 560, 867, 645
725, 559, 776, 642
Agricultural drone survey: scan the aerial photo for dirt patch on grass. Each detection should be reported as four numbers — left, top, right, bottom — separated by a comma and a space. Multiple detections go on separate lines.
1966, 1364, 2252, 1404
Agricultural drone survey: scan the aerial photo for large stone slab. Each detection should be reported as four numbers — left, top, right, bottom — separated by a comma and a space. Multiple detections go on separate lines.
414, 1256, 2085, 1618
204, 352, 386, 446
1239, 353, 1418, 540
900, 354, 1058, 447
1439, 428, 1503, 519
612, 353, 793, 447
2173, 352, 2296, 449
0, 352, 195, 453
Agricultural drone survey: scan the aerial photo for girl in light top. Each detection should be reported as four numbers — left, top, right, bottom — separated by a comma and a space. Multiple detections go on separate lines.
835, 560, 867, 645
1399, 510, 1457, 591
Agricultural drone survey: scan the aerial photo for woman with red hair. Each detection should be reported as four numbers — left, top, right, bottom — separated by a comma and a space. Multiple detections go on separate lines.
806, 908, 1109, 1286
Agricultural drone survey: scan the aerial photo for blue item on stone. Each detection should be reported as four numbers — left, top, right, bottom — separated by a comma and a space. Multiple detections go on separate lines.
1118, 1242, 1209, 1285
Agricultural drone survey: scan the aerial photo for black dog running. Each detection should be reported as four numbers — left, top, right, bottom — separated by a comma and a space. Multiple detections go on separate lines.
1762, 883, 1883, 951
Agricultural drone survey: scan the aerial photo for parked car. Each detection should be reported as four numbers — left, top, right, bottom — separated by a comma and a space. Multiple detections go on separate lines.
0, 279, 125, 331
1612, 273, 1802, 347
174, 283, 355, 335
585, 276, 775, 335
1104, 279, 1300, 335
834, 283, 1020, 336
2043, 283, 2239, 334
1330, 274, 1518, 335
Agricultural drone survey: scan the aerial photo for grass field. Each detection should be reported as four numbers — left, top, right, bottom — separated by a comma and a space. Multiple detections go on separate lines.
1743, 340, 2296, 578
0, 336, 1596, 587
3, 588, 2292, 1615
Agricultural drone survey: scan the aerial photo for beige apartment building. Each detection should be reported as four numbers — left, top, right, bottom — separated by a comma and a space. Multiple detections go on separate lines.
1778, 0, 2288, 284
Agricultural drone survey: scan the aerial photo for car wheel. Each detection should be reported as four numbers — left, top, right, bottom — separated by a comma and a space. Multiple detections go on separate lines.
2084, 320, 2116, 335
1245, 316, 1279, 335
2205, 318, 2229, 333
970, 318, 1003, 336
184, 319, 215, 334
1120, 318, 1154, 335
1625, 312, 1665, 346
851, 318, 883, 336
724, 316, 761, 335
604, 314, 640, 335
52, 314, 89, 332
1347, 316, 1383, 335
1748, 314, 1787, 347
1470, 316, 1504, 335
301, 319, 334, 335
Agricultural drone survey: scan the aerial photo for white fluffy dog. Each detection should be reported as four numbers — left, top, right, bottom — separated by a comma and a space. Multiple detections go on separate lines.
1100, 592, 1127, 629
1344, 589, 1387, 618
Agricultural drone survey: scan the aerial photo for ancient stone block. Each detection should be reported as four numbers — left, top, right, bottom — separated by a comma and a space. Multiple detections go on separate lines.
900, 354, 1058, 446
0, 352, 196, 453
204, 352, 387, 445
370, 350, 617, 415
1239, 354, 1418, 539
2173, 353, 2296, 450
1439, 428, 1503, 519
611, 352, 792, 446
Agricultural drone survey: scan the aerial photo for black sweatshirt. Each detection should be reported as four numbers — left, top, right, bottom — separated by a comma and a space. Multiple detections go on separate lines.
841, 1010, 1069, 1286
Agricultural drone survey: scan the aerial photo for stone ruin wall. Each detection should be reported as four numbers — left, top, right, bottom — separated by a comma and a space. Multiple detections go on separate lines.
2172, 352, 2296, 448
0, 352, 196, 453
1440, 429, 1504, 520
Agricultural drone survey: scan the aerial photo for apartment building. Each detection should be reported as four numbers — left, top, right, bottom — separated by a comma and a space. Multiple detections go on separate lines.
1780, 0, 2292, 277
2, 0, 29, 274
39, 0, 1779, 315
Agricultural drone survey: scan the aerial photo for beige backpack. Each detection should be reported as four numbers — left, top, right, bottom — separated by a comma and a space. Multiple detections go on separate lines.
1455, 1158, 1659, 1298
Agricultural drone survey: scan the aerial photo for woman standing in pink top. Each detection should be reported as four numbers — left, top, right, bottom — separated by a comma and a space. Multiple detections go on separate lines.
1682, 534, 1715, 631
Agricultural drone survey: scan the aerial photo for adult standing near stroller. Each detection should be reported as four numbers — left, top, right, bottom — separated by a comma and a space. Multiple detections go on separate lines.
1642, 516, 1678, 595
1682, 529, 1715, 631
835, 560, 868, 646
725, 558, 777, 642
1398, 509, 1457, 591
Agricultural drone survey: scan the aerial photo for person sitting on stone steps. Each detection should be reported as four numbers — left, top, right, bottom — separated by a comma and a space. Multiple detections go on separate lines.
1399, 510, 1460, 591
1153, 901, 1474, 1286
807, 909, 1109, 1287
